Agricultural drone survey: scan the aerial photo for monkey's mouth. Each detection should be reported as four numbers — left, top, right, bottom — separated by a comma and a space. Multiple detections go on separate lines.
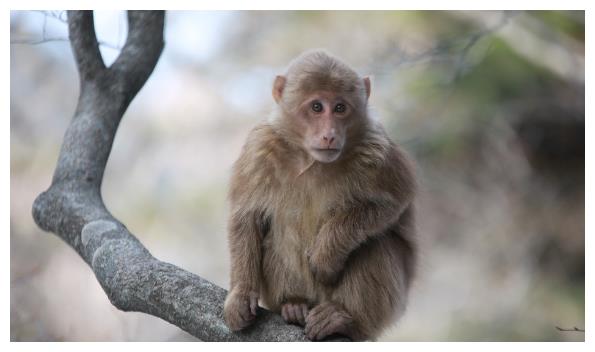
309, 148, 342, 163
313, 148, 340, 153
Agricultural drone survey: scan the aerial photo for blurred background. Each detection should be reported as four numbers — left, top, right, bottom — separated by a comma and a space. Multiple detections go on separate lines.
10, 10, 584, 341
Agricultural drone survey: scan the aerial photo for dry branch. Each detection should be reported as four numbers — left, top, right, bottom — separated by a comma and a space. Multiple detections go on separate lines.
31, 10, 333, 342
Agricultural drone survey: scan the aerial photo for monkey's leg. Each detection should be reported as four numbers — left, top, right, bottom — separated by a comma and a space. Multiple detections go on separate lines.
319, 232, 414, 341
281, 300, 309, 326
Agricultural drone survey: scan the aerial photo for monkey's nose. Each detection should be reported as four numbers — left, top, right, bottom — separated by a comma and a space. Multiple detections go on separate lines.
322, 135, 335, 148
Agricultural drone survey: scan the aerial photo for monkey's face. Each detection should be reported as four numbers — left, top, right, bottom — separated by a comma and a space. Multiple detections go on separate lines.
294, 91, 351, 163
271, 54, 371, 164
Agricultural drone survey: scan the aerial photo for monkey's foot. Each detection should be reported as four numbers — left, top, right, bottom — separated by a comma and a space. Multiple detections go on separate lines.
281, 301, 309, 326
305, 301, 355, 341
223, 289, 259, 332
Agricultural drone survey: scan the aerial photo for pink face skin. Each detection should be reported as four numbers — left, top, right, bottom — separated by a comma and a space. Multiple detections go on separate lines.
296, 91, 352, 163
272, 75, 371, 164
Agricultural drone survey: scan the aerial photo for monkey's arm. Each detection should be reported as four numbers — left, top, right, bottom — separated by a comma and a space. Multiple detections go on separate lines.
226, 125, 272, 297
309, 147, 416, 285
308, 194, 413, 285
228, 209, 266, 291
224, 207, 267, 331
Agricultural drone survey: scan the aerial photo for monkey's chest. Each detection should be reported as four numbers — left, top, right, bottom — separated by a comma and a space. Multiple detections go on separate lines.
264, 188, 330, 276
259, 176, 346, 306
271, 193, 325, 251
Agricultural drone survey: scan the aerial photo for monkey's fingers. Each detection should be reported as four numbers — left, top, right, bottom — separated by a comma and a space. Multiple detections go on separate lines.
290, 303, 307, 326
305, 311, 332, 340
296, 303, 308, 326
312, 318, 335, 341
281, 304, 290, 322
282, 304, 297, 324
238, 296, 256, 322
305, 303, 330, 337
315, 311, 353, 341
305, 301, 331, 325
281, 302, 309, 326
306, 316, 331, 340
305, 302, 353, 341
224, 298, 256, 331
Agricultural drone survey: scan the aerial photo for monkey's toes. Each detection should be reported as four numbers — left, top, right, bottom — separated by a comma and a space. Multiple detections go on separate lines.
305, 302, 354, 341
281, 302, 309, 326
224, 305, 255, 331
223, 291, 259, 332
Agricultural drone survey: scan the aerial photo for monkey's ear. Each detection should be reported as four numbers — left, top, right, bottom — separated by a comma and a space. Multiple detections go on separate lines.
363, 77, 371, 101
273, 75, 287, 104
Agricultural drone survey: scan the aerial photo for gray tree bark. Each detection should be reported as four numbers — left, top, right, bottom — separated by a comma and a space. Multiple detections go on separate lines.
31, 10, 342, 342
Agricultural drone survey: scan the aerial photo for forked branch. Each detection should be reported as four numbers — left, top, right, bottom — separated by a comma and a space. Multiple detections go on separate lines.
32, 10, 326, 342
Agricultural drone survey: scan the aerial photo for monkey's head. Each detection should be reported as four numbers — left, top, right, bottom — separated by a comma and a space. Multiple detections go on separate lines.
272, 50, 371, 163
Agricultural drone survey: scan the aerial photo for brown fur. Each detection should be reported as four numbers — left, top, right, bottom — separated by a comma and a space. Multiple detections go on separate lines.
223, 50, 417, 341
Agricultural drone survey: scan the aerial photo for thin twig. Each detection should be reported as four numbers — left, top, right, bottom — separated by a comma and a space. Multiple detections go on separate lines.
371, 10, 518, 81
450, 11, 518, 81
11, 11, 122, 50
33, 10, 68, 24
556, 326, 585, 333
11, 37, 121, 50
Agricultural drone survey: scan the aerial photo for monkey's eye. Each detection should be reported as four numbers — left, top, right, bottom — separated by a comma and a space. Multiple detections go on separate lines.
311, 101, 323, 113
334, 103, 346, 114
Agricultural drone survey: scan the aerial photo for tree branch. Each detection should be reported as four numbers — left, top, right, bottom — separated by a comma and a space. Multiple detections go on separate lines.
67, 11, 105, 81
110, 11, 165, 98
31, 10, 335, 342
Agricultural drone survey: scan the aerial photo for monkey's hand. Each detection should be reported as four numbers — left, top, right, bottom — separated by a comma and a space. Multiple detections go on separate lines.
223, 286, 259, 332
307, 237, 346, 286
305, 301, 356, 341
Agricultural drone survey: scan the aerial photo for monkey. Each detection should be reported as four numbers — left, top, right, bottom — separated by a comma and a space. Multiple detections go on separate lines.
223, 50, 417, 341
